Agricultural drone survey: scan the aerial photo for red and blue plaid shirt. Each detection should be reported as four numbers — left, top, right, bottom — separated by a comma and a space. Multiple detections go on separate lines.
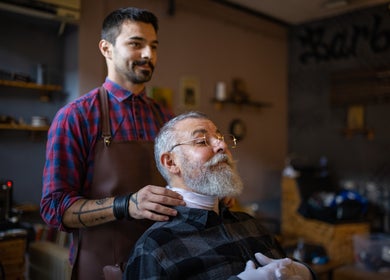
41, 78, 173, 232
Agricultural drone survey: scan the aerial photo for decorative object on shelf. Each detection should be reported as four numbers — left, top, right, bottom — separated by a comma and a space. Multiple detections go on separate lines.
0, 114, 17, 125
229, 119, 246, 141
342, 105, 375, 140
215, 81, 227, 101
31, 116, 49, 127
211, 78, 272, 110
230, 78, 249, 104
346, 105, 365, 129
36, 64, 47, 85
0, 113, 50, 132
0, 68, 32, 82
0, 78, 57, 138
329, 67, 386, 140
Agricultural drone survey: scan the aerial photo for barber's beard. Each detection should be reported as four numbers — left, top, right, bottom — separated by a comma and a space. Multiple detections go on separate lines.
128, 60, 154, 84
180, 153, 243, 197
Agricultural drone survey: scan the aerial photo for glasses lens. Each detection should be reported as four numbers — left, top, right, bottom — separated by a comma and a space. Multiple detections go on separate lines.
211, 134, 236, 148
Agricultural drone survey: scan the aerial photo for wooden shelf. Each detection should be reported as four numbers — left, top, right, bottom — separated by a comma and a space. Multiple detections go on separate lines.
330, 67, 390, 106
211, 98, 273, 110
342, 127, 375, 140
0, 79, 62, 101
0, 123, 49, 132
0, 79, 62, 92
0, 2, 79, 25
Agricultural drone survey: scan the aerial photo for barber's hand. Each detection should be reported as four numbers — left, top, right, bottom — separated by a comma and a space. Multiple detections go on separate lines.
255, 253, 312, 280
129, 185, 185, 221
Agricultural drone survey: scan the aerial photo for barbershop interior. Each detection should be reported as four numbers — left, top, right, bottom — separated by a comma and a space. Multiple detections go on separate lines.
1, 0, 390, 279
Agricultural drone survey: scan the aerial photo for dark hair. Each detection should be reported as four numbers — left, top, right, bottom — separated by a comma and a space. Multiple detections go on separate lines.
101, 7, 158, 44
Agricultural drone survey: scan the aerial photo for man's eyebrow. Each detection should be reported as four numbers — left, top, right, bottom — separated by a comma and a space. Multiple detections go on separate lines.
191, 128, 221, 137
129, 36, 144, 40
129, 36, 159, 44
191, 129, 208, 137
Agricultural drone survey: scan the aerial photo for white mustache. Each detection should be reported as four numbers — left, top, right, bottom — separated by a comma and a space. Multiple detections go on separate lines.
205, 153, 233, 168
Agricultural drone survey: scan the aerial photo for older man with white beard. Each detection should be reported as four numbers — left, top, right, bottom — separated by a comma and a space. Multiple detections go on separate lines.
124, 111, 315, 280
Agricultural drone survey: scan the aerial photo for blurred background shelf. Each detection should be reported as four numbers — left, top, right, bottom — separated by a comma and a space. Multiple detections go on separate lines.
0, 123, 49, 132
0, 79, 62, 92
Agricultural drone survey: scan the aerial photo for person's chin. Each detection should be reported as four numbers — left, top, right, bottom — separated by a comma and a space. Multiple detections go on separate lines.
139, 71, 152, 81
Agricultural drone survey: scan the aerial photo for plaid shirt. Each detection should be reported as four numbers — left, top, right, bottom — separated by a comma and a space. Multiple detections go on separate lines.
41, 78, 173, 233
124, 205, 286, 280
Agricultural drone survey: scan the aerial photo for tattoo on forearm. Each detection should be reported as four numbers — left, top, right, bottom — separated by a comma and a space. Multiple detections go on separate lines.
77, 200, 88, 228
130, 193, 140, 210
96, 198, 109, 205
73, 200, 113, 227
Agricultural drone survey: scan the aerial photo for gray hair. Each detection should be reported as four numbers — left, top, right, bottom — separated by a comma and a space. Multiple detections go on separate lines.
154, 111, 209, 182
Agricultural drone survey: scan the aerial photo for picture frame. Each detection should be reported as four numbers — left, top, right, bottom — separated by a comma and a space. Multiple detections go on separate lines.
180, 76, 200, 110
148, 87, 173, 111
346, 105, 365, 129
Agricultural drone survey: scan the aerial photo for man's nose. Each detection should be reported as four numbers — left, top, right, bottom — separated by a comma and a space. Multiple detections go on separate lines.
213, 138, 227, 153
142, 46, 153, 60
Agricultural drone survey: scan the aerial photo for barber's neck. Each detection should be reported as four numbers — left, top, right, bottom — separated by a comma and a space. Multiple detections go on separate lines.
166, 185, 219, 214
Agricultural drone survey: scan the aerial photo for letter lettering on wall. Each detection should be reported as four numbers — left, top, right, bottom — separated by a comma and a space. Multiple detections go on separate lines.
371, 15, 390, 52
298, 14, 390, 64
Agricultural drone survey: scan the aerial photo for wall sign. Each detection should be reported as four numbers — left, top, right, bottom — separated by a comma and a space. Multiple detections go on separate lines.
298, 14, 390, 64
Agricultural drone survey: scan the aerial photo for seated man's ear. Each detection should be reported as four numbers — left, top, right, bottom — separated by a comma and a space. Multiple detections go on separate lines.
161, 153, 180, 174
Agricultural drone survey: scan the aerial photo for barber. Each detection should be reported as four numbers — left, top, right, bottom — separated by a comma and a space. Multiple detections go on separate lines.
40, 7, 184, 279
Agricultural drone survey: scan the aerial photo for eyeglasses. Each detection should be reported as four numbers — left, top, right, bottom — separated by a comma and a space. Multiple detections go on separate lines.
169, 134, 237, 152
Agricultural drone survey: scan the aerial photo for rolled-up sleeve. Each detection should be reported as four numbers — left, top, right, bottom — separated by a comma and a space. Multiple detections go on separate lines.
41, 101, 94, 231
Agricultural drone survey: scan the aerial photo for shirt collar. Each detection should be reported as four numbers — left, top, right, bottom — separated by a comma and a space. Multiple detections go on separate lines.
166, 186, 219, 213
103, 77, 147, 102
170, 202, 238, 226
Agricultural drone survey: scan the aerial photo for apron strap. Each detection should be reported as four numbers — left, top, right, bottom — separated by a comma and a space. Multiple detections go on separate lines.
99, 87, 112, 147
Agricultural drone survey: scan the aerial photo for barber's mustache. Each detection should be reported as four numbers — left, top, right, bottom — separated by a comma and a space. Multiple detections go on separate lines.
205, 153, 234, 168
133, 60, 154, 70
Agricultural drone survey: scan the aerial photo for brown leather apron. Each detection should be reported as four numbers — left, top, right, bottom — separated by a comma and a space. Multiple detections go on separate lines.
71, 87, 166, 279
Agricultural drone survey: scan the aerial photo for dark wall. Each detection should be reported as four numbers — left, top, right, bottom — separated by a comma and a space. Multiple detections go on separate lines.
0, 10, 77, 204
288, 4, 390, 208
78, 0, 288, 219
1, 0, 288, 214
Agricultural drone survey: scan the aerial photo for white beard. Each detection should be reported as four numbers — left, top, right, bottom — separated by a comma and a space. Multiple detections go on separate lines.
180, 153, 243, 198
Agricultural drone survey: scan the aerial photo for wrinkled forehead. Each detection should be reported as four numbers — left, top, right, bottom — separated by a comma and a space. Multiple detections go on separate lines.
174, 118, 220, 138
